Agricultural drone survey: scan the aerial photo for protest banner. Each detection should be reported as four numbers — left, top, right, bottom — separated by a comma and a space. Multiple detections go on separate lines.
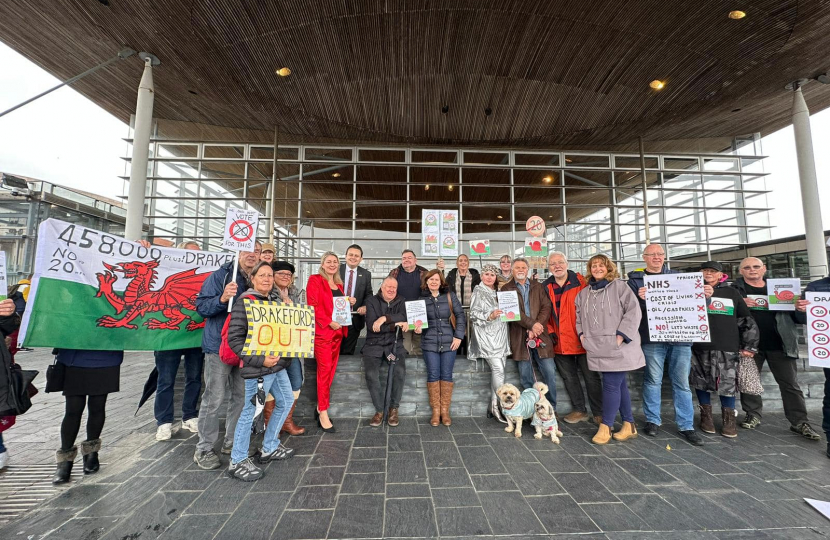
405, 300, 428, 329
524, 237, 548, 257
241, 299, 315, 357
19, 218, 234, 350
0, 251, 7, 301
767, 278, 800, 311
644, 272, 710, 342
221, 208, 259, 252
332, 295, 352, 326
806, 292, 830, 368
469, 239, 490, 257
497, 290, 521, 322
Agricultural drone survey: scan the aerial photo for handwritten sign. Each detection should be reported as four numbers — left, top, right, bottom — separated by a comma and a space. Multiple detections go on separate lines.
524, 238, 548, 257
497, 291, 521, 322
221, 208, 260, 252
242, 299, 315, 357
332, 296, 352, 326
405, 300, 428, 330
806, 292, 830, 368
0, 252, 7, 301
767, 278, 800, 311
644, 272, 710, 342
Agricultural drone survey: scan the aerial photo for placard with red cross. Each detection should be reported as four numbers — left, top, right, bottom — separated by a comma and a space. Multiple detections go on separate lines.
221, 208, 260, 251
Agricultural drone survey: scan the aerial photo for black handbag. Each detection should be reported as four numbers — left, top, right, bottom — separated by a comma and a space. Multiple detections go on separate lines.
6, 362, 38, 415
45, 358, 65, 393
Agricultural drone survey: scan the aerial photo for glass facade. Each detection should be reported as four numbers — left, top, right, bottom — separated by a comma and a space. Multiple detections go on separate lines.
136, 140, 771, 287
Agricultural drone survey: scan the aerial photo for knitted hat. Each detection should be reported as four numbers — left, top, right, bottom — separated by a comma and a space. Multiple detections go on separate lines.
481, 264, 499, 275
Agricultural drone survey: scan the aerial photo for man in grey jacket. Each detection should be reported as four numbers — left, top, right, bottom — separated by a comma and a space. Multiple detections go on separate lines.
733, 257, 820, 440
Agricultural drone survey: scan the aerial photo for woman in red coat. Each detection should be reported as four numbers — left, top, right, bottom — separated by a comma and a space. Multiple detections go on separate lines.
306, 251, 348, 432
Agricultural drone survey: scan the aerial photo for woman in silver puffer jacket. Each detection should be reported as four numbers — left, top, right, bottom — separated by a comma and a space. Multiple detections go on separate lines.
468, 264, 510, 422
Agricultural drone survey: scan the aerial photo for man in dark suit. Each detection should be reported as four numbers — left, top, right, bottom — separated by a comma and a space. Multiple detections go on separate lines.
340, 244, 373, 355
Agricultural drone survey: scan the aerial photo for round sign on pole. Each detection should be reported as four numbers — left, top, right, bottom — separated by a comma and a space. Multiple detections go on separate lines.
526, 216, 546, 237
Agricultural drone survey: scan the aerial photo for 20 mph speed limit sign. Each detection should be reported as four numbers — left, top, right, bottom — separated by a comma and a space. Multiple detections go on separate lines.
806, 291, 830, 368
222, 208, 260, 251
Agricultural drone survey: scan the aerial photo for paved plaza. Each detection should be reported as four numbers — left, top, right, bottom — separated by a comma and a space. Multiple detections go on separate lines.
2, 350, 830, 539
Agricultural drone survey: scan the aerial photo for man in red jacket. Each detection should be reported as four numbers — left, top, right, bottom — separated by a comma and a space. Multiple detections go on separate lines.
542, 252, 602, 424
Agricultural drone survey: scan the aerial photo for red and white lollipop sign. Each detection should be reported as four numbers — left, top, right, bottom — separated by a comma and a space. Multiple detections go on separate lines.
526, 216, 546, 238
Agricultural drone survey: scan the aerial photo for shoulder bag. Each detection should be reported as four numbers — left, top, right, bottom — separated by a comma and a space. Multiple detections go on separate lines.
737, 354, 764, 395
446, 292, 457, 330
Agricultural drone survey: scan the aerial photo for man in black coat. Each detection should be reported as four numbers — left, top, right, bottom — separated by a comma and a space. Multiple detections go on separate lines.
340, 244, 373, 355
362, 277, 409, 427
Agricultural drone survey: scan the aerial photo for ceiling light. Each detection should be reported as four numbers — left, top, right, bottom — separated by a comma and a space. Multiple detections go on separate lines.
543, 176, 553, 183
276, 67, 292, 77
332, 173, 341, 178
649, 80, 666, 90
497, 215, 503, 219
448, 185, 454, 191
728, 10, 746, 19
425, 184, 430, 190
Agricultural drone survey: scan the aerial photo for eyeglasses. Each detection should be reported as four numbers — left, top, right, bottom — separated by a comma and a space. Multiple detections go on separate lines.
741, 265, 763, 270
644, 253, 665, 257
275, 271, 293, 277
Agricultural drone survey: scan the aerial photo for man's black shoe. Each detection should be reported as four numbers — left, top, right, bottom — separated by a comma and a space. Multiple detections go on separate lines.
644, 422, 659, 437
679, 430, 704, 446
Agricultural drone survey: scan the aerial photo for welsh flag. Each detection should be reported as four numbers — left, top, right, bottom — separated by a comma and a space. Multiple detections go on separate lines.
19, 219, 235, 351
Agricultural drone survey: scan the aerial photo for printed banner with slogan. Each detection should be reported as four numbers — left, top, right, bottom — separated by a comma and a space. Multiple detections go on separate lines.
241, 299, 315, 358
19, 219, 234, 350
644, 272, 711, 342
806, 292, 830, 368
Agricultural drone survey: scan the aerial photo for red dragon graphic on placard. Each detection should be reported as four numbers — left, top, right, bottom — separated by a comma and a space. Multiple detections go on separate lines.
94, 260, 208, 331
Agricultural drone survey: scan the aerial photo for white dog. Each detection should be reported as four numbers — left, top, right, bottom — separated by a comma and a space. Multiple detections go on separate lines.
532, 396, 562, 444
497, 382, 548, 438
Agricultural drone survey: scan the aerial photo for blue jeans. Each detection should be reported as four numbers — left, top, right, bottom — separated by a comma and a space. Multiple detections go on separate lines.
602, 371, 634, 427
641, 343, 694, 431
423, 350, 457, 382
285, 357, 303, 392
696, 389, 735, 409
516, 348, 557, 407
154, 348, 204, 426
231, 371, 293, 465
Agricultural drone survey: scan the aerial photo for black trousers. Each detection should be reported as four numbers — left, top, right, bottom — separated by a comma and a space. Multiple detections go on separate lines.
363, 355, 406, 412
740, 349, 808, 426
554, 353, 603, 416
61, 394, 108, 450
340, 314, 365, 355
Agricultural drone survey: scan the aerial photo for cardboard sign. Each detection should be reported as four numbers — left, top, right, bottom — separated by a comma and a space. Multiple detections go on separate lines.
767, 278, 800, 311
806, 292, 830, 368
242, 299, 315, 357
497, 290, 521, 322
222, 208, 260, 252
524, 238, 548, 257
332, 295, 352, 326
469, 239, 490, 257
405, 300, 428, 330
0, 252, 7, 301
644, 272, 711, 342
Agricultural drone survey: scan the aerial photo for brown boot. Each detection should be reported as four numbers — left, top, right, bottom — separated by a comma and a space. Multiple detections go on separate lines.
440, 381, 454, 426
387, 408, 399, 427
428, 382, 441, 426
721, 407, 737, 438
612, 421, 638, 442
281, 402, 306, 436
699, 404, 715, 434
263, 399, 275, 427
592, 424, 611, 445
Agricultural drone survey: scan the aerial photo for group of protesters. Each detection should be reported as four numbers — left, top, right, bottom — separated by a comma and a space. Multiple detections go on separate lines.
1, 238, 828, 485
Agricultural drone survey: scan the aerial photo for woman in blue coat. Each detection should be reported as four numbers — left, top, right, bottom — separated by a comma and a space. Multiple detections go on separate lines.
414, 269, 466, 427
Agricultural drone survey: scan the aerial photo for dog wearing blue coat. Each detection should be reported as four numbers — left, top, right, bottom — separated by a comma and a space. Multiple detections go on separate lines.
497, 382, 549, 438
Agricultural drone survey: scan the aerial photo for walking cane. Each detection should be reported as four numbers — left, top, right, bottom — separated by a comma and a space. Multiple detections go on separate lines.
383, 326, 401, 428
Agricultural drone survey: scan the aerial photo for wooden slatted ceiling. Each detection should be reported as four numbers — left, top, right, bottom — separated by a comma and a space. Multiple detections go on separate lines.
1, 1, 829, 150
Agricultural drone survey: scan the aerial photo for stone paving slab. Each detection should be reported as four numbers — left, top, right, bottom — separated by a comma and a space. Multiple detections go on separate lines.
2, 349, 830, 538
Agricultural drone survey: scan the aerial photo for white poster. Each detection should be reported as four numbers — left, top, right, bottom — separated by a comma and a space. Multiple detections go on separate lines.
421, 209, 458, 258
221, 208, 260, 252
0, 252, 7, 301
644, 272, 711, 342
806, 292, 830, 368
497, 290, 521, 322
767, 278, 801, 311
332, 295, 352, 326
405, 300, 428, 329
439, 210, 458, 257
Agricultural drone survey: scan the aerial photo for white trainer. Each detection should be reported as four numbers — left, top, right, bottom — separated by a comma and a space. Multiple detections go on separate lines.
156, 423, 173, 441
182, 418, 199, 433
0, 450, 9, 470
